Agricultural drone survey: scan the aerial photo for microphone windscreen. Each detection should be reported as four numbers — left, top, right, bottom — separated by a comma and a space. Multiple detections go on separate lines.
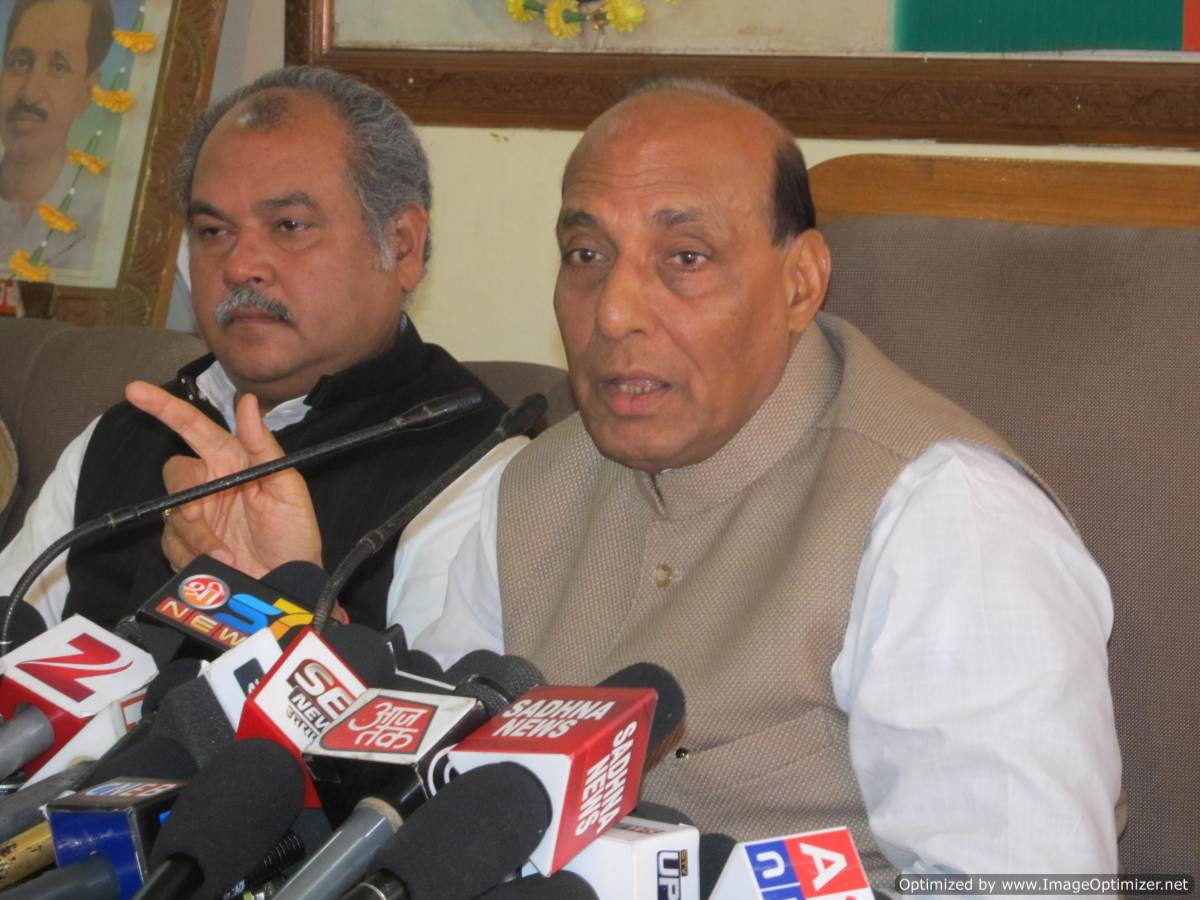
148, 676, 235, 767
380, 762, 552, 898
260, 561, 327, 609
599, 663, 685, 753
444, 649, 498, 684
403, 649, 445, 680
699, 832, 737, 900
83, 735, 197, 787
142, 657, 203, 715
322, 622, 395, 688
457, 654, 548, 716
149, 739, 304, 898
476, 871, 599, 899
0, 599, 46, 651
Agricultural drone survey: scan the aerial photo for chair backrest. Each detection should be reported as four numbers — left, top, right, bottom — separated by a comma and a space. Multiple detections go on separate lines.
0, 318, 206, 546
812, 155, 1200, 876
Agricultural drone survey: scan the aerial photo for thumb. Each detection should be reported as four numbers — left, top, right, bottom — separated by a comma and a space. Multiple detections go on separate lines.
233, 393, 285, 465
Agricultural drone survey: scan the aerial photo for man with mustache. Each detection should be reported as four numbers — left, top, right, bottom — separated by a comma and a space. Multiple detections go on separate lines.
0, 66, 514, 633
0, 0, 112, 270
125, 80, 1121, 883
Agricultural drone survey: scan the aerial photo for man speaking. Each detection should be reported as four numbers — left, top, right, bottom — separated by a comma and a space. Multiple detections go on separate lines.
128, 79, 1122, 886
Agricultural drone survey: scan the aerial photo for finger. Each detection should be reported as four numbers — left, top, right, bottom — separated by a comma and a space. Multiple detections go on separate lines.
126, 380, 243, 462
162, 455, 209, 496
163, 508, 233, 567
233, 394, 287, 466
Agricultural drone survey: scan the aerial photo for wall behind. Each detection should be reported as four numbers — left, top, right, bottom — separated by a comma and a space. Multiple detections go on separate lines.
179, 0, 1200, 368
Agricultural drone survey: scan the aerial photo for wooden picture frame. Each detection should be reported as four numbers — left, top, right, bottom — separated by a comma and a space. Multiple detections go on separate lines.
12, 0, 226, 326
286, 0, 1200, 149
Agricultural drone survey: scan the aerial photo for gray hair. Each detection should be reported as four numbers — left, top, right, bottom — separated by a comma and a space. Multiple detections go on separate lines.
175, 65, 432, 268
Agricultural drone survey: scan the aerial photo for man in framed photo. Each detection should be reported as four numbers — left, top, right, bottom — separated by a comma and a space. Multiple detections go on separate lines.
0, 0, 113, 269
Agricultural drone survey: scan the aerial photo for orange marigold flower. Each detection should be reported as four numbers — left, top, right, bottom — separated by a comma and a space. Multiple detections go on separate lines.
9, 250, 50, 282
37, 202, 78, 233
68, 147, 107, 175
91, 86, 134, 112
544, 0, 582, 39
113, 29, 156, 52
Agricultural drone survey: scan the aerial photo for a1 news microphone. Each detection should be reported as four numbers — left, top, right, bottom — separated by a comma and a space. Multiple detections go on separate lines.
708, 827, 874, 900
0, 388, 484, 652
136, 738, 306, 900
337, 761, 553, 900
310, 392, 547, 630
271, 655, 545, 900
0, 616, 155, 780
442, 662, 685, 875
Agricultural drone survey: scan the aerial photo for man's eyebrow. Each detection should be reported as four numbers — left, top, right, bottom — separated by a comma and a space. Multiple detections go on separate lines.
652, 207, 704, 229
186, 200, 228, 222
254, 191, 319, 214
557, 209, 598, 231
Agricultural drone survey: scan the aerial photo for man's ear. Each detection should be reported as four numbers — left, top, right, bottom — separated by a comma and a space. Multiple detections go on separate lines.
387, 206, 430, 292
784, 229, 831, 336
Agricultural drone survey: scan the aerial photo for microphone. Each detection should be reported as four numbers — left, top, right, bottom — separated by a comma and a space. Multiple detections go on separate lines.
0, 616, 156, 779
0, 761, 94, 843
137, 738, 306, 900
707, 826, 873, 900
0, 597, 47, 651
0, 819, 54, 889
272, 655, 548, 900
475, 872, 599, 899
523, 811, 700, 900
338, 761, 552, 900
698, 833, 736, 900
310, 393, 547, 630
135, 555, 321, 665
443, 662, 685, 875
0, 388, 484, 651
0, 852, 120, 900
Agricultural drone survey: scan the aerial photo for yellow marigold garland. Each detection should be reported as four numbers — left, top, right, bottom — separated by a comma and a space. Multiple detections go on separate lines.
37, 202, 78, 234
605, 0, 646, 31
67, 148, 106, 175
113, 29, 156, 52
506, 0, 540, 23
544, 0, 583, 39
91, 85, 134, 112
8, 250, 50, 283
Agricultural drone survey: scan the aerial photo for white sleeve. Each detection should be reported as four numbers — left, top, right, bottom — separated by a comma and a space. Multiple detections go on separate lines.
832, 441, 1121, 877
388, 436, 522, 661
408, 439, 512, 670
0, 418, 101, 628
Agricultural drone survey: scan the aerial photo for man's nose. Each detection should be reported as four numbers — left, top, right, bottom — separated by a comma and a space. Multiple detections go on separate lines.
595, 257, 656, 341
221, 229, 275, 289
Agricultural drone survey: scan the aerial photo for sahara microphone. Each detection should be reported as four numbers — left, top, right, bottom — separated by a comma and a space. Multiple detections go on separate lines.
310, 392, 548, 630
0, 388, 484, 651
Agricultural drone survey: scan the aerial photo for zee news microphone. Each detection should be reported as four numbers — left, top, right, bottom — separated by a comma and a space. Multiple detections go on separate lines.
0, 389, 484, 652
0, 616, 156, 781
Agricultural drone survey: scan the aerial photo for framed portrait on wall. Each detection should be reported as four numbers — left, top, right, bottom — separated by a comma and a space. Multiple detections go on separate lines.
0, 0, 225, 325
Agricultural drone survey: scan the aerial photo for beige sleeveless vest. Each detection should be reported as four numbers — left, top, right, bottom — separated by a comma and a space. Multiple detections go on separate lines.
497, 313, 1048, 884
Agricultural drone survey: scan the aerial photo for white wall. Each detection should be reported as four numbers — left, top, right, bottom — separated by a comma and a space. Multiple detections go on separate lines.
177, 1, 1200, 368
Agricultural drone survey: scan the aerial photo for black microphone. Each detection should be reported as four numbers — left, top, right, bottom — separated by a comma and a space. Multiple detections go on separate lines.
0, 389, 484, 651
0, 597, 47, 652
699, 832, 737, 900
338, 762, 553, 900
137, 738, 306, 899
475, 871, 599, 899
310, 392, 548, 630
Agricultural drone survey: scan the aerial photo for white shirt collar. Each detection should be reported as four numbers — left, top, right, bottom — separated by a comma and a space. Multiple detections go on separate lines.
194, 360, 312, 434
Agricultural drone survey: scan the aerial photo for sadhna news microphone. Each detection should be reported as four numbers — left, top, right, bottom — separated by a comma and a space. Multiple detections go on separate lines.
335, 663, 685, 900
0, 387, 489, 653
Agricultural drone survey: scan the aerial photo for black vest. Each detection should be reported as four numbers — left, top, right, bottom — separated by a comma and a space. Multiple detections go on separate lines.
66, 323, 507, 630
